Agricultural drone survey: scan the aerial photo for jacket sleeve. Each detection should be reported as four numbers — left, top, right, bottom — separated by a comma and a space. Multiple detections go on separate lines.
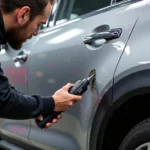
0, 64, 55, 120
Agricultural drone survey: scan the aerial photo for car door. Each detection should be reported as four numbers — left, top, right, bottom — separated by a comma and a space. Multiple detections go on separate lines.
28, 0, 147, 149
0, 43, 31, 145
0, 1, 58, 146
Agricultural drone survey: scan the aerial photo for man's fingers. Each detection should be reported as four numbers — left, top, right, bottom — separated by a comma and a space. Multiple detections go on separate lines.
45, 119, 57, 129
46, 123, 52, 128
44, 114, 62, 129
57, 114, 61, 119
52, 119, 58, 123
67, 101, 73, 107
63, 83, 74, 90
70, 95, 82, 101
36, 115, 43, 121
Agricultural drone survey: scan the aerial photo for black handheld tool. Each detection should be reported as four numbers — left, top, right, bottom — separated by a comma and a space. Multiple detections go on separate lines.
35, 74, 94, 129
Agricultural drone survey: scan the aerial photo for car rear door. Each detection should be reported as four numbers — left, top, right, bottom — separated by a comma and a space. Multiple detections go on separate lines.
28, 0, 147, 149
0, 1, 59, 147
0, 44, 31, 146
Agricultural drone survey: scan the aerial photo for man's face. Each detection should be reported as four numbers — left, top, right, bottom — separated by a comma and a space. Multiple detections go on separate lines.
6, 2, 52, 50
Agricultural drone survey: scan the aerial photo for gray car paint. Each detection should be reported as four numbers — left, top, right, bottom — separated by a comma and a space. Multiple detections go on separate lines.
0, 0, 148, 150
27, 1, 146, 150
114, 0, 150, 84
0, 43, 31, 146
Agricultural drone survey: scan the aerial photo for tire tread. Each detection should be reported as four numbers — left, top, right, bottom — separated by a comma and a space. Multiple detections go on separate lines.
119, 118, 150, 150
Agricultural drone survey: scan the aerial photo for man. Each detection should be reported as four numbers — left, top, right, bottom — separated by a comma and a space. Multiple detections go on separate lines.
0, 0, 82, 129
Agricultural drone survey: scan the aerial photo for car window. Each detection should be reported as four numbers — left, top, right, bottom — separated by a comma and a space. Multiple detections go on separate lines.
55, 0, 112, 25
116, 0, 124, 2
115, 0, 130, 3
40, 0, 59, 30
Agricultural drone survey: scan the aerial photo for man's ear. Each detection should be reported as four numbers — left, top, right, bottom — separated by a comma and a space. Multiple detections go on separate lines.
16, 6, 30, 25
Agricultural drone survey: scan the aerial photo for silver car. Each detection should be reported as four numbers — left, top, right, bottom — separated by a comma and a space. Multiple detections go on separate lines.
0, 0, 150, 150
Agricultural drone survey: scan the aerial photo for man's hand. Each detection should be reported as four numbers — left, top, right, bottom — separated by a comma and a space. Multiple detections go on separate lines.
35, 83, 81, 129
52, 83, 82, 112
35, 114, 62, 130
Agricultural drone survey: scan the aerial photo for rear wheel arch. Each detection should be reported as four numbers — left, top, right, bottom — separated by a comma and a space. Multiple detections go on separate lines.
89, 69, 150, 150
113, 69, 150, 105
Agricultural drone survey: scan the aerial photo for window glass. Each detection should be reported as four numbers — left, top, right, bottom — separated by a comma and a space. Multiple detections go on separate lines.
55, 0, 111, 25
116, 0, 128, 3
40, 0, 58, 30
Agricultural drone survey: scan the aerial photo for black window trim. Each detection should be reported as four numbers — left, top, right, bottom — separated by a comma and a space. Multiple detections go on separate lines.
113, 0, 132, 4
112, 0, 142, 4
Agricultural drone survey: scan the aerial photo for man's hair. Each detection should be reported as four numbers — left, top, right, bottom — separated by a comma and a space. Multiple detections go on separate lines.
0, 0, 55, 20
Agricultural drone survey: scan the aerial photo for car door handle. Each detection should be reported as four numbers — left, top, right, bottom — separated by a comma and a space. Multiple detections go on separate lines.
83, 28, 122, 44
13, 54, 28, 63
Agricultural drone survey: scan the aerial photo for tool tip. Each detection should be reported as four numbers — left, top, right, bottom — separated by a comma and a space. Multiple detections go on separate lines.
88, 74, 95, 81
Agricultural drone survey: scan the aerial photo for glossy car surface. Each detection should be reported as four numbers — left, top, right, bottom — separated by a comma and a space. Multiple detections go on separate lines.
0, 0, 150, 150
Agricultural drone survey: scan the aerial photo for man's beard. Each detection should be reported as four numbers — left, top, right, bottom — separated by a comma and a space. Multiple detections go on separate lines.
6, 30, 23, 50
6, 22, 30, 50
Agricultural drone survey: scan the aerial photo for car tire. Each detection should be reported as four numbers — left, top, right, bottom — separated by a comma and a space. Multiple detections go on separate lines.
119, 119, 150, 150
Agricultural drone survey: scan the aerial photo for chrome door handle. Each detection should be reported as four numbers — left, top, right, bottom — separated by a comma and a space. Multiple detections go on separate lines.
83, 28, 122, 44
13, 54, 28, 63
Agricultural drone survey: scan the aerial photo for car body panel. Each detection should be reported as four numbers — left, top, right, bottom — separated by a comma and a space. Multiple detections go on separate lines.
25, 1, 146, 150
0, 45, 31, 145
0, 0, 148, 150
114, 0, 150, 102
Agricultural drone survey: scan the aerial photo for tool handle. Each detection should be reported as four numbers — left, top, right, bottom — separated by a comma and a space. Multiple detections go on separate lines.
35, 111, 62, 129
68, 80, 83, 95
35, 80, 85, 129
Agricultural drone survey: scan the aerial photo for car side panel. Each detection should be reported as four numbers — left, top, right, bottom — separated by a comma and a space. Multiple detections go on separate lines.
0, 45, 31, 146
27, 1, 146, 150
114, 0, 150, 101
